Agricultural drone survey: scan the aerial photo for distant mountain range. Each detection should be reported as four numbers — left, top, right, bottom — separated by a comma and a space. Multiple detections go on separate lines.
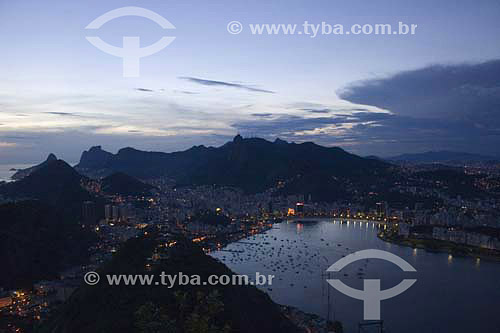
75, 135, 393, 200
388, 151, 499, 164
9, 139, 492, 205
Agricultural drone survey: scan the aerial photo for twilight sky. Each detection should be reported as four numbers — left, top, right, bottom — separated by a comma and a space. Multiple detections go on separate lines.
1, 0, 500, 164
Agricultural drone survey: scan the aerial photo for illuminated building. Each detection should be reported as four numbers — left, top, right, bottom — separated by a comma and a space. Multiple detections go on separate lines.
296, 202, 304, 215
0, 296, 12, 308
376, 202, 388, 219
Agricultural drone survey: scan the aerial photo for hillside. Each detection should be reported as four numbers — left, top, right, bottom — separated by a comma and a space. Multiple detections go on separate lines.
0, 159, 97, 219
41, 236, 302, 333
101, 172, 154, 196
0, 201, 96, 289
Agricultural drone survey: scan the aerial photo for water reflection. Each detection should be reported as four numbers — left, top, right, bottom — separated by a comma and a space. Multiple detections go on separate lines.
211, 219, 500, 333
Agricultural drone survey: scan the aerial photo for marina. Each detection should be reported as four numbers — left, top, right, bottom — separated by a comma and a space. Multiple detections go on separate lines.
211, 219, 500, 332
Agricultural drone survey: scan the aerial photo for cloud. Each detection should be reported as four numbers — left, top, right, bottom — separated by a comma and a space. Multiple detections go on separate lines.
287, 102, 325, 110
331, 59, 500, 154
0, 128, 234, 164
233, 104, 500, 156
44, 112, 80, 117
251, 113, 273, 118
0, 91, 243, 163
179, 77, 275, 94
300, 108, 332, 114
234, 112, 393, 134
4, 60, 500, 161
0, 135, 39, 140
174, 90, 199, 95
339, 59, 500, 127
0, 142, 17, 148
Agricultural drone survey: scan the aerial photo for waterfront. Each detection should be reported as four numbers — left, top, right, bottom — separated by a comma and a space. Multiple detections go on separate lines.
211, 219, 500, 333
0, 164, 31, 182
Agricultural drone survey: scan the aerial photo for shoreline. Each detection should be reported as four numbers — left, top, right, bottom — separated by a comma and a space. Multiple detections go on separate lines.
206, 223, 343, 333
378, 233, 500, 262
205, 222, 275, 252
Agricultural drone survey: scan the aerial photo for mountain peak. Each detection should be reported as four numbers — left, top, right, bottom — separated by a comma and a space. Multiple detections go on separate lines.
1, 158, 90, 209
233, 134, 243, 143
33, 159, 82, 180
274, 138, 288, 145
117, 147, 141, 154
11, 153, 59, 180
88, 146, 103, 152
47, 153, 57, 161
77, 146, 114, 171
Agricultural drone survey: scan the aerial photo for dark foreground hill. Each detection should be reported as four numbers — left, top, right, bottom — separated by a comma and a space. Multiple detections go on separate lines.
76, 135, 392, 201
101, 172, 155, 196
0, 160, 103, 290
0, 159, 93, 218
0, 201, 95, 289
41, 236, 302, 333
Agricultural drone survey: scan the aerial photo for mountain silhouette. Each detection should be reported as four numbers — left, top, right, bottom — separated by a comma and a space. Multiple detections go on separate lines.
76, 136, 391, 200
11, 153, 58, 180
0, 159, 92, 217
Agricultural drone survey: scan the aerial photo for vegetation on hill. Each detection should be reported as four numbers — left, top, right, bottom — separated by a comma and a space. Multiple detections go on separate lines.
0, 201, 96, 289
41, 236, 302, 333
414, 169, 487, 198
